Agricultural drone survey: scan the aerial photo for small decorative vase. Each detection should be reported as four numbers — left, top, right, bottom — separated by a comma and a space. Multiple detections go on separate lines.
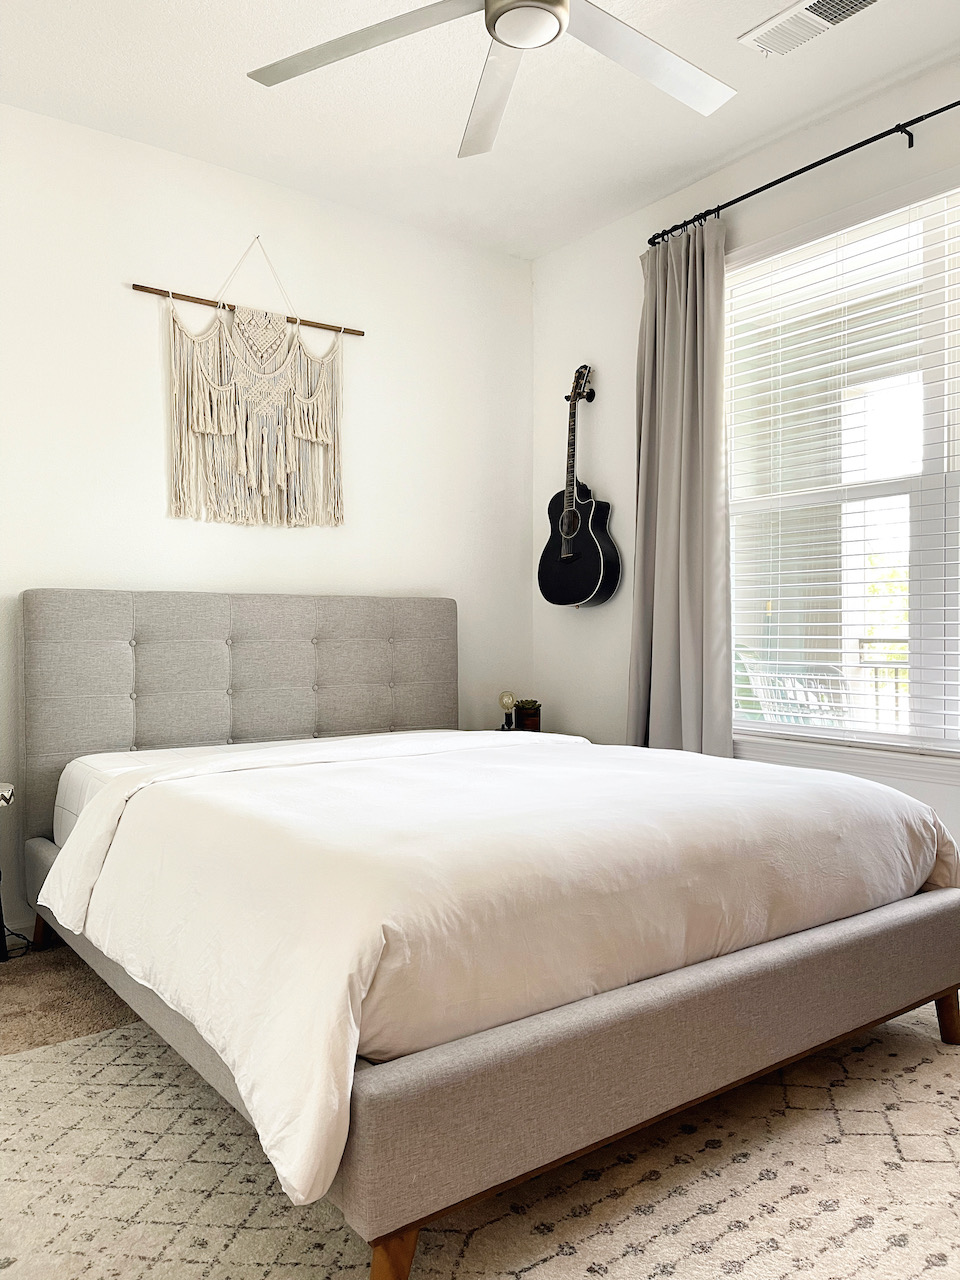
515, 706, 541, 732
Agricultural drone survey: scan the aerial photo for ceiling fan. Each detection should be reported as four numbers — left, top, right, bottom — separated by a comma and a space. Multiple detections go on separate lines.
248, 0, 736, 158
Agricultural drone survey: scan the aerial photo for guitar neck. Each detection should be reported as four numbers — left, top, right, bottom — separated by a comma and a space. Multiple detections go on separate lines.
563, 398, 578, 511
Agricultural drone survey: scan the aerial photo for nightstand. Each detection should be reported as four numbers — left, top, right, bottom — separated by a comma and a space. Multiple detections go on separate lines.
0, 783, 14, 962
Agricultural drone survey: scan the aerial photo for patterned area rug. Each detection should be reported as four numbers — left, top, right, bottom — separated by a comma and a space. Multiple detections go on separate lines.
2, 1011, 960, 1280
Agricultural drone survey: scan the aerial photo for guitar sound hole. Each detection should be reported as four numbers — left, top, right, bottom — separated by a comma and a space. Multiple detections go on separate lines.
559, 509, 581, 539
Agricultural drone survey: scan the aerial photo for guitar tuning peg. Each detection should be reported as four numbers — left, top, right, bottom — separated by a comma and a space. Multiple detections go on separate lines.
564, 395, 571, 402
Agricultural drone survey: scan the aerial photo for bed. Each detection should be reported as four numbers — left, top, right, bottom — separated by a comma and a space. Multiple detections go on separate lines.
19, 588, 960, 1280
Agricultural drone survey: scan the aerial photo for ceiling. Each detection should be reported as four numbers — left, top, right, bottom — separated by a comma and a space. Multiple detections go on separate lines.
2, 0, 959, 258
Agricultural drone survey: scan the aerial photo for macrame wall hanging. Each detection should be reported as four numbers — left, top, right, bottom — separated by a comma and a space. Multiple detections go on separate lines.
167, 238, 344, 528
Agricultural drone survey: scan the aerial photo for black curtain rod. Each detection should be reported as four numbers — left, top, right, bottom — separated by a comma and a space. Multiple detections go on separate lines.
647, 96, 960, 248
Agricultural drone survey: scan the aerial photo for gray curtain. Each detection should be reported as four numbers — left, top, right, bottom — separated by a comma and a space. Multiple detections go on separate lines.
626, 220, 732, 756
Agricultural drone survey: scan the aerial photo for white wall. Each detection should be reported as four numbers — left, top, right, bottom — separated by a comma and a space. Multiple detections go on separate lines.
530, 58, 960, 822
0, 106, 533, 927
532, 218, 643, 742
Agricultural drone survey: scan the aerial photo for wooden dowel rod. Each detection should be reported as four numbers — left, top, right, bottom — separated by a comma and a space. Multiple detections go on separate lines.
130, 283, 364, 337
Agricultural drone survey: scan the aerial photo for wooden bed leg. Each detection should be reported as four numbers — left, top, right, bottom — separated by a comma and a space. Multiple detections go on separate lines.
32, 913, 54, 950
369, 1227, 420, 1280
936, 989, 960, 1045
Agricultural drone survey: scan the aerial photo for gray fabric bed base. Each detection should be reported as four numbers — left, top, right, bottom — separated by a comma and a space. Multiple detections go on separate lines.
26, 837, 960, 1243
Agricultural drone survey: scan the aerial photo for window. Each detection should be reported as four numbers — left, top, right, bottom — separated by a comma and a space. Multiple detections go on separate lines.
726, 186, 960, 751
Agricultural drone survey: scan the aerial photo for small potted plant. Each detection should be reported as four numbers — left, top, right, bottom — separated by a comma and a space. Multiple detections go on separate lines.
515, 699, 541, 732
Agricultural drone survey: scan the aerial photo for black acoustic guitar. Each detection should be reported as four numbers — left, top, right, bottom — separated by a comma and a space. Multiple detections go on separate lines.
538, 365, 621, 607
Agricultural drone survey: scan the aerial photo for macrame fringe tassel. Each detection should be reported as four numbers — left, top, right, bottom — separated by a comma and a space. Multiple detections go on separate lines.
169, 304, 343, 528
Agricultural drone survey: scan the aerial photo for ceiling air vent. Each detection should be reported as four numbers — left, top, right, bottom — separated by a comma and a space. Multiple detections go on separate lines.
739, 0, 879, 55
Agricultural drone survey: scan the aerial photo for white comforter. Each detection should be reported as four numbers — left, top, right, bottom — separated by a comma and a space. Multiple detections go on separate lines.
39, 730, 960, 1206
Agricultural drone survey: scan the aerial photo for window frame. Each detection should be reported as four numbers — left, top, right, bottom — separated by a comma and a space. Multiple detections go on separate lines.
726, 196, 960, 755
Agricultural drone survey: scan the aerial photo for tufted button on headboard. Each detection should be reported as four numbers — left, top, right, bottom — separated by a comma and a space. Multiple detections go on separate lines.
19, 589, 458, 842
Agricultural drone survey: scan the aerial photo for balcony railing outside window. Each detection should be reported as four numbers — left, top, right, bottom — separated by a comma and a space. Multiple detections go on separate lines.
857, 638, 909, 730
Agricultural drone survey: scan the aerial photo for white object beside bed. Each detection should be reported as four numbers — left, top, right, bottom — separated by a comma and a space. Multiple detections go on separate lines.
39, 729, 960, 1209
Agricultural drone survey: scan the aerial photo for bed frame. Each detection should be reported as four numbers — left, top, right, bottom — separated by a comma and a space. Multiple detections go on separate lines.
19, 588, 960, 1280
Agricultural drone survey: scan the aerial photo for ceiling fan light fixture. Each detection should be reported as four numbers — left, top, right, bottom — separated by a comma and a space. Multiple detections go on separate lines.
486, 0, 568, 48
495, 8, 559, 46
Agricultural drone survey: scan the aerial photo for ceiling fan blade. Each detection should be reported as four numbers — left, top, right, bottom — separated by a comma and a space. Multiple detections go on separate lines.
249, 0, 484, 87
566, 0, 735, 116
459, 40, 524, 158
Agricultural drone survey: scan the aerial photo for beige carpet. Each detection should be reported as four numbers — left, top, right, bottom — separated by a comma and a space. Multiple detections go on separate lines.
0, 943, 140, 1056
2, 1009, 960, 1280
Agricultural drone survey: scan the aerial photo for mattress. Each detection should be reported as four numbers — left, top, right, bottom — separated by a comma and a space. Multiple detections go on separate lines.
54, 738, 355, 846
38, 730, 960, 1208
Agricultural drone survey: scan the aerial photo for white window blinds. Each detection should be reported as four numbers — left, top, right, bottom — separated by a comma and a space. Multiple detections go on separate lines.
727, 185, 960, 751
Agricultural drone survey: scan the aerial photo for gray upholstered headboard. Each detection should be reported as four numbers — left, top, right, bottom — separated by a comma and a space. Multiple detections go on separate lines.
19, 589, 458, 842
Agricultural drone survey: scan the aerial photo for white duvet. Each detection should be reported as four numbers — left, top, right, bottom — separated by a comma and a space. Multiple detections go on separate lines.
39, 730, 960, 1206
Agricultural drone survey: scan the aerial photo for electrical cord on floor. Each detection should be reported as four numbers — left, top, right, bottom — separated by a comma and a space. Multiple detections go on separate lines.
3, 926, 32, 960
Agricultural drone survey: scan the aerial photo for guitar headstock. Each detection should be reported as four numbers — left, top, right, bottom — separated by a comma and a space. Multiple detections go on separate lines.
565, 365, 595, 404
